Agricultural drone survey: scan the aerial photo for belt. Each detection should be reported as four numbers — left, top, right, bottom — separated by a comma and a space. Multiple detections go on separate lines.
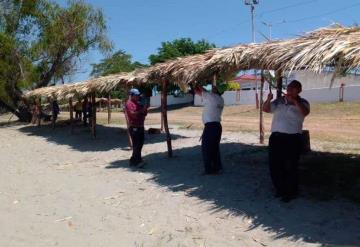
204, 121, 221, 126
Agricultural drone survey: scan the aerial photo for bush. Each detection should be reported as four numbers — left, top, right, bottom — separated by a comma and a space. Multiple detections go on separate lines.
224, 82, 240, 91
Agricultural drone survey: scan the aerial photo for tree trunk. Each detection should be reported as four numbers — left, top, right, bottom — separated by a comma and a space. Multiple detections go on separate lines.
0, 98, 32, 122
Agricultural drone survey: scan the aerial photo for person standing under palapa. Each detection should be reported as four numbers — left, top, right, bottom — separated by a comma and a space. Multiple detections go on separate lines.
125, 88, 148, 167
263, 80, 310, 202
195, 85, 225, 175
82, 97, 88, 126
74, 100, 82, 120
51, 98, 60, 128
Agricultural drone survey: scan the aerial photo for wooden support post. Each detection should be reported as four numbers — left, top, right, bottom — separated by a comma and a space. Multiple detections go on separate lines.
91, 92, 96, 138
69, 98, 74, 134
276, 70, 283, 99
213, 74, 217, 86
107, 93, 111, 124
259, 71, 265, 144
160, 85, 164, 131
160, 83, 164, 132
123, 86, 132, 148
37, 97, 41, 126
161, 80, 173, 157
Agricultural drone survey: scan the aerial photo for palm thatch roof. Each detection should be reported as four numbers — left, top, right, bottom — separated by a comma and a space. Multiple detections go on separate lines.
160, 25, 360, 85
25, 69, 153, 100
25, 25, 360, 100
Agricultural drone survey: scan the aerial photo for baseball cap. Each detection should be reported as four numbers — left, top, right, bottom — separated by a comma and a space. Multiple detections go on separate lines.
129, 88, 140, 96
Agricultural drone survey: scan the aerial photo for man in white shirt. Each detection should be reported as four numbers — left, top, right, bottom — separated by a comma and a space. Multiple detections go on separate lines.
195, 85, 225, 175
263, 80, 310, 202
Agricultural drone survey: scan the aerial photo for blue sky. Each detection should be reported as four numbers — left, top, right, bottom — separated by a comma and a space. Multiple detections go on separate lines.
57, 0, 360, 82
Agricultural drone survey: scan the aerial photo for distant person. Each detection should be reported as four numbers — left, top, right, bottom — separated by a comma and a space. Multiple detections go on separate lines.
87, 100, 93, 127
263, 80, 310, 202
31, 102, 38, 124
33, 99, 41, 126
82, 98, 88, 126
194, 84, 225, 175
74, 100, 82, 120
125, 88, 148, 167
51, 99, 60, 128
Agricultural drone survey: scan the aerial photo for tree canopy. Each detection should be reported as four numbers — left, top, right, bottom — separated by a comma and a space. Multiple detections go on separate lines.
0, 0, 111, 120
90, 50, 146, 77
91, 50, 147, 99
149, 38, 215, 65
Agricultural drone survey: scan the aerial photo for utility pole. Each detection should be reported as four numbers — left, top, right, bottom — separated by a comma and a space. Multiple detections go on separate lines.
261, 21, 272, 40
261, 20, 285, 41
244, 0, 259, 43
244, 0, 259, 108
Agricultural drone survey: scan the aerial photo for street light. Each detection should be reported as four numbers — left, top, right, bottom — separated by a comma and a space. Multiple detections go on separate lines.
261, 20, 285, 41
244, 0, 259, 43
244, 0, 260, 108
261, 21, 272, 40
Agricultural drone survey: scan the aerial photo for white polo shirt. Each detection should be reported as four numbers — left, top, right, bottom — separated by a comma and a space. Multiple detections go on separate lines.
202, 92, 224, 124
270, 97, 310, 134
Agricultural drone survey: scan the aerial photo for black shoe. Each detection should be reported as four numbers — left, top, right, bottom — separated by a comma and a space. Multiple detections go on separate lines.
136, 160, 146, 169
129, 159, 138, 167
201, 170, 222, 176
281, 194, 297, 203
274, 192, 282, 198
213, 169, 224, 175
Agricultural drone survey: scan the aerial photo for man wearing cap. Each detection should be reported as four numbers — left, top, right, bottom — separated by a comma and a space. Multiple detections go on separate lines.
125, 88, 148, 167
195, 85, 225, 175
263, 80, 310, 202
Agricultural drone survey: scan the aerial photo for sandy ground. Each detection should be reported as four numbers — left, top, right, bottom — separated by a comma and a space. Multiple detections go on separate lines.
0, 119, 360, 247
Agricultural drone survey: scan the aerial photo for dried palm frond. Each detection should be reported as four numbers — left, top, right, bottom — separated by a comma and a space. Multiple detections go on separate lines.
25, 25, 360, 100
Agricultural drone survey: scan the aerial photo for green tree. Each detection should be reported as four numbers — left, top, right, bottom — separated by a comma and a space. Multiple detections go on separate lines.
149, 38, 215, 95
91, 50, 147, 99
0, 0, 112, 121
90, 50, 145, 77
148, 38, 215, 65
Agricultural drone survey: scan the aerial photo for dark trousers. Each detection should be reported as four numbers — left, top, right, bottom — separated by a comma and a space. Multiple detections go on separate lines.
129, 127, 144, 164
269, 132, 302, 198
75, 111, 82, 120
201, 122, 222, 173
82, 111, 87, 126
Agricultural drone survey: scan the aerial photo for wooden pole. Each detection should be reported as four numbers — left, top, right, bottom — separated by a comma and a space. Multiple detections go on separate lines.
91, 92, 96, 138
213, 74, 217, 86
51, 98, 55, 129
123, 86, 132, 148
161, 80, 173, 157
276, 70, 283, 99
37, 97, 41, 126
69, 98, 74, 134
107, 93, 111, 124
255, 79, 260, 109
259, 71, 265, 144
160, 85, 164, 131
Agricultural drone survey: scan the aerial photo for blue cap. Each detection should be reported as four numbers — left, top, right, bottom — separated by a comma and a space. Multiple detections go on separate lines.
129, 88, 140, 96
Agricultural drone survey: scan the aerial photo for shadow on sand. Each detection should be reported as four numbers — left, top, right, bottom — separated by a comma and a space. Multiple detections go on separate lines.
107, 142, 360, 246
18, 122, 188, 152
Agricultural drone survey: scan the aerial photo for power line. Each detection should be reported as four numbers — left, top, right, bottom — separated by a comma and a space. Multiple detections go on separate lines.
276, 2, 360, 25
258, 0, 318, 17
208, 1, 318, 41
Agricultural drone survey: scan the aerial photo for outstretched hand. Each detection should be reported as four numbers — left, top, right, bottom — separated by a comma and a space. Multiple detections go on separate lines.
267, 92, 273, 101
194, 86, 203, 95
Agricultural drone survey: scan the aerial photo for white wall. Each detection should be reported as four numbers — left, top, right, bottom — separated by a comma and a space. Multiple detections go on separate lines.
301, 85, 360, 103
194, 85, 360, 106
195, 90, 243, 106
150, 94, 193, 107
287, 71, 360, 89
